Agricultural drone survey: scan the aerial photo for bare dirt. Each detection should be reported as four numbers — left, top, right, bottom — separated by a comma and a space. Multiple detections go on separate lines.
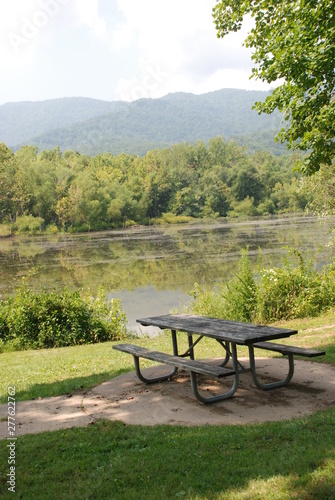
1, 357, 335, 438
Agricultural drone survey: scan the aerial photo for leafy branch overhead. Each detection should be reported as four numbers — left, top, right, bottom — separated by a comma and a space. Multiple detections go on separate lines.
213, 0, 335, 174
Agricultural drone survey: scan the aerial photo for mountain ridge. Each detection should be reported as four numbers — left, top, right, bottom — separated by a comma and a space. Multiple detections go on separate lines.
0, 89, 285, 156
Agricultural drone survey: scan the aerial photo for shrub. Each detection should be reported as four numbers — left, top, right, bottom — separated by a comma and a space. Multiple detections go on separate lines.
189, 248, 335, 323
0, 224, 12, 237
228, 197, 259, 218
45, 224, 59, 235
222, 248, 257, 322
154, 213, 193, 224
124, 219, 137, 227
190, 248, 257, 323
257, 250, 335, 321
12, 215, 44, 235
190, 283, 226, 319
0, 285, 127, 351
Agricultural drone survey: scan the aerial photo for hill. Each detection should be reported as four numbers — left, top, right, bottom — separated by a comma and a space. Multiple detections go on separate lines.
0, 97, 119, 146
0, 89, 285, 156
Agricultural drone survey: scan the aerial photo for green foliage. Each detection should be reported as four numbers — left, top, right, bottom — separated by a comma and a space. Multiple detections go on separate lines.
221, 248, 257, 322
301, 163, 335, 245
154, 212, 193, 224
229, 196, 259, 218
191, 248, 257, 323
0, 223, 11, 237
0, 138, 309, 231
44, 223, 59, 234
190, 249, 335, 323
0, 285, 127, 351
190, 283, 227, 319
213, 0, 335, 175
12, 214, 44, 235
257, 251, 335, 322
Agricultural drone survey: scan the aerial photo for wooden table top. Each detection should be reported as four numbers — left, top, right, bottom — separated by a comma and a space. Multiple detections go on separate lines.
137, 314, 298, 345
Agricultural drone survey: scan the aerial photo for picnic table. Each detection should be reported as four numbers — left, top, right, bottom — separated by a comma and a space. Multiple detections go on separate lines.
113, 314, 325, 404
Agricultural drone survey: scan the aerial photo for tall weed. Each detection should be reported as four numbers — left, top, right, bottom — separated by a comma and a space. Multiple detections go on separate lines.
257, 250, 335, 321
220, 248, 257, 322
189, 248, 335, 323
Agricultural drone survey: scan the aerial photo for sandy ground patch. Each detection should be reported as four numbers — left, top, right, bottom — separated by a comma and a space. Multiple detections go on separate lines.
1, 357, 335, 438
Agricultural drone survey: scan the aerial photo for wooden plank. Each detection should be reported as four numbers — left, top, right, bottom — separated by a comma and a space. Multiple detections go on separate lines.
253, 341, 325, 357
113, 343, 235, 378
136, 314, 297, 344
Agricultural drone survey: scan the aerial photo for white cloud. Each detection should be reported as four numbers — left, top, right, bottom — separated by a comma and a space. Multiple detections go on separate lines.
0, 0, 73, 70
72, 0, 106, 37
0, 1, 40, 68
0, 0, 272, 105
113, 0, 263, 100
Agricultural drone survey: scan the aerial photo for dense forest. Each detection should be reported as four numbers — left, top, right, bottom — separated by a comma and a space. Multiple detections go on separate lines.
0, 90, 285, 156
0, 137, 309, 234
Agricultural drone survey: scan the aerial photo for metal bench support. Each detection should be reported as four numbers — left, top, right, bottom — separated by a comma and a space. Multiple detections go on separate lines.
133, 356, 178, 384
189, 343, 240, 404
248, 345, 295, 390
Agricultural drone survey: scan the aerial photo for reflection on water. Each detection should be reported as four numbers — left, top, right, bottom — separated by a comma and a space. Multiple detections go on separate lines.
0, 216, 333, 333
108, 286, 191, 334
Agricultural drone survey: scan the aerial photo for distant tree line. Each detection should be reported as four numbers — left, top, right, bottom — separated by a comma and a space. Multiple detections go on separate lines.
0, 137, 310, 233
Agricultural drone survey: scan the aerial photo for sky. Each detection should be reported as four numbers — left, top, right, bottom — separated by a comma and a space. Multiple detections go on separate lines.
0, 0, 273, 105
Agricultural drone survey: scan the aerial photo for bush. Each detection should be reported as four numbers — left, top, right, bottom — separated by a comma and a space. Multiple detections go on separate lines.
257, 250, 335, 321
190, 248, 257, 323
189, 248, 335, 323
228, 197, 259, 218
45, 224, 59, 235
0, 224, 12, 237
0, 285, 127, 351
154, 213, 193, 224
12, 215, 44, 235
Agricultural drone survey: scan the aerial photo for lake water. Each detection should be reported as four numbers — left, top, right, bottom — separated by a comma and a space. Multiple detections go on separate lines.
0, 216, 333, 333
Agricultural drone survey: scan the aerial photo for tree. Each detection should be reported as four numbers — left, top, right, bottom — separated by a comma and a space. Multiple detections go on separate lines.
213, 0, 335, 175
0, 143, 15, 221
230, 161, 265, 205
301, 163, 335, 219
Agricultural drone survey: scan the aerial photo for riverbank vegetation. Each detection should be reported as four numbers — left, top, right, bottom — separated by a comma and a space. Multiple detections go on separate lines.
0, 138, 309, 234
190, 248, 335, 324
0, 285, 127, 353
1, 247, 334, 353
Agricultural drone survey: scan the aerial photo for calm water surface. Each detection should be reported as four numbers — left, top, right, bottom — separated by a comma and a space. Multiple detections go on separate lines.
0, 216, 333, 332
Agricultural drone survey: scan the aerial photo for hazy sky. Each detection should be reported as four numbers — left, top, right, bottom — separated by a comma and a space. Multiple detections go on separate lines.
0, 0, 272, 105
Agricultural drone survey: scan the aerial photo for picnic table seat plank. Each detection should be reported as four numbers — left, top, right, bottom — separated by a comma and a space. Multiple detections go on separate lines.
113, 343, 235, 378
253, 341, 325, 357
113, 343, 240, 404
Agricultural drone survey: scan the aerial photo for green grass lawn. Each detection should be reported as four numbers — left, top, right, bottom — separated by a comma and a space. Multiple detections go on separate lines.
1, 310, 335, 499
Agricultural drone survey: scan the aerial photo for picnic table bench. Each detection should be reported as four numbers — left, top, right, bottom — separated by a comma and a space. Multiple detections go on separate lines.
113, 314, 325, 404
